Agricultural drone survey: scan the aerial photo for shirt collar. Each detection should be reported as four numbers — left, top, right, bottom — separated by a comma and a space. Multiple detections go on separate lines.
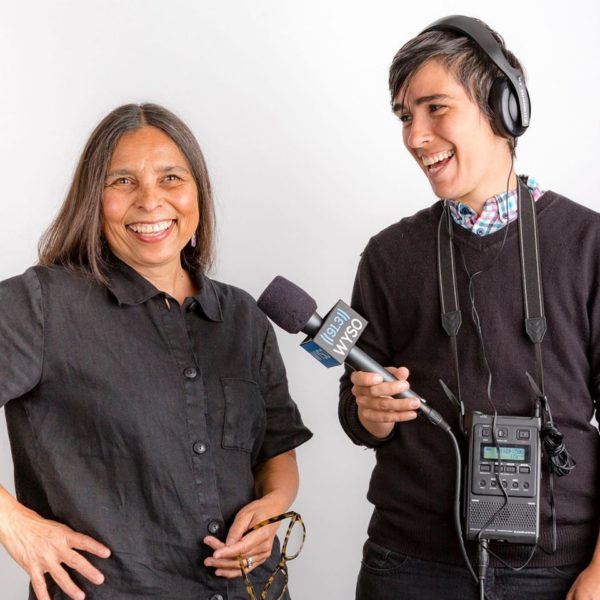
447, 175, 543, 236
106, 254, 224, 322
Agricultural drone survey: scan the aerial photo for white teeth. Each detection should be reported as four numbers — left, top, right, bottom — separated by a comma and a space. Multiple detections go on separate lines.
128, 220, 173, 234
422, 150, 454, 167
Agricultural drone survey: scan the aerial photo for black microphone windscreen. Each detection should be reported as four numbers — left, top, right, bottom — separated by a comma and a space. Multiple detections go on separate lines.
257, 276, 318, 334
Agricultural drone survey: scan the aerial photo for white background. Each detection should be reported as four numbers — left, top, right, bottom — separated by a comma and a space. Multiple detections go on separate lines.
1, 1, 598, 598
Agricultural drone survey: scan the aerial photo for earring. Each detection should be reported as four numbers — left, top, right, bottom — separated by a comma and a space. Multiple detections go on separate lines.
191, 232, 197, 248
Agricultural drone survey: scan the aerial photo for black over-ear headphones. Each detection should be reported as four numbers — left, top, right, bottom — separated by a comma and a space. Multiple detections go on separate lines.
421, 15, 531, 139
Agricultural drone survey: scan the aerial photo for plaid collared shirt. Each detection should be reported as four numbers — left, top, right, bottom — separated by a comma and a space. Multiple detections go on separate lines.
448, 175, 544, 236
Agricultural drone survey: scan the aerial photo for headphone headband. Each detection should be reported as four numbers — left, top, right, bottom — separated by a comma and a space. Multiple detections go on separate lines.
421, 15, 529, 129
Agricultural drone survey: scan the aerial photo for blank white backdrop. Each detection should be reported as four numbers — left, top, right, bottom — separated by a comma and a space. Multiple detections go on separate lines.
1, 1, 598, 598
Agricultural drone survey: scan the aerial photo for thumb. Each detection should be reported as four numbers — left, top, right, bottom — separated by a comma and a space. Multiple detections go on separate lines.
226, 511, 254, 545
388, 366, 409, 381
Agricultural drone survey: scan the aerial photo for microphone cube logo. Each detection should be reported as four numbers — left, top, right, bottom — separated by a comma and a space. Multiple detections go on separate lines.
301, 300, 368, 367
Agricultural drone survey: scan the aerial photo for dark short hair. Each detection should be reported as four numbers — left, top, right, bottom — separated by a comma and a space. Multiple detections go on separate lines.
389, 20, 525, 145
39, 103, 215, 284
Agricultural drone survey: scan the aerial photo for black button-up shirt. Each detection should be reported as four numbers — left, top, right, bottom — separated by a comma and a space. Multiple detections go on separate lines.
0, 257, 312, 599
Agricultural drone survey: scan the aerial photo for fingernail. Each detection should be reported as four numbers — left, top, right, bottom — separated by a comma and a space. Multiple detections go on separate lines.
411, 399, 421, 409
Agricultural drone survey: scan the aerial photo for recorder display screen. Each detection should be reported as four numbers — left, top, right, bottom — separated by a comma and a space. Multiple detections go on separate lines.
482, 445, 527, 462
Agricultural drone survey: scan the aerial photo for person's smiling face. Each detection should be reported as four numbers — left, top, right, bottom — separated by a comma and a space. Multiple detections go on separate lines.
394, 59, 512, 210
102, 126, 199, 274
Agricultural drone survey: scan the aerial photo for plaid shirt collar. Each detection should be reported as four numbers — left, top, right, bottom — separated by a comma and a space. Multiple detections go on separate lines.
447, 175, 544, 236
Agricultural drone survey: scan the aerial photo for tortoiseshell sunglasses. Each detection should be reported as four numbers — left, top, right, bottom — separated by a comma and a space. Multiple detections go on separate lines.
238, 511, 305, 600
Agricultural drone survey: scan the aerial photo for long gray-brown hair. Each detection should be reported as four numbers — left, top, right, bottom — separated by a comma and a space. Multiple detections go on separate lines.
38, 103, 215, 284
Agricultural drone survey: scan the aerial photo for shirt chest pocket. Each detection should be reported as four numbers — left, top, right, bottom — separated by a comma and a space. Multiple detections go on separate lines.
221, 377, 266, 453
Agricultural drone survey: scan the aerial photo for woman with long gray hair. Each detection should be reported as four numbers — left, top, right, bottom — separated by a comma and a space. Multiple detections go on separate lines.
0, 103, 311, 600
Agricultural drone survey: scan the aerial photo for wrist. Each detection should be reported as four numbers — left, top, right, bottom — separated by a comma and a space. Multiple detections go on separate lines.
589, 554, 600, 570
257, 490, 294, 515
0, 491, 23, 545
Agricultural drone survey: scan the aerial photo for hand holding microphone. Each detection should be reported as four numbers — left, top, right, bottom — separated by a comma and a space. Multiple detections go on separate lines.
351, 366, 422, 439
257, 276, 450, 433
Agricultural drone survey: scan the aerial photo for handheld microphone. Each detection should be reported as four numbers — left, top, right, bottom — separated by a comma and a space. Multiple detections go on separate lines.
257, 276, 450, 431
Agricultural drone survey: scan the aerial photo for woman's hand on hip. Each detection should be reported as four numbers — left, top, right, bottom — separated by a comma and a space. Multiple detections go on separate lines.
0, 491, 110, 600
352, 366, 419, 439
566, 561, 600, 599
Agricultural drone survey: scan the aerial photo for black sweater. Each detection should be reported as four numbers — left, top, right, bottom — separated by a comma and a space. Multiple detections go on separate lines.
339, 191, 600, 567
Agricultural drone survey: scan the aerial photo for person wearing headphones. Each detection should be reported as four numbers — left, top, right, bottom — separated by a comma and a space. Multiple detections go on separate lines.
338, 16, 600, 600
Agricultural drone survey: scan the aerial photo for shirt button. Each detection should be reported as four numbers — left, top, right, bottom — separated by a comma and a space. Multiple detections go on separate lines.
193, 441, 207, 455
183, 367, 197, 379
209, 595, 224, 600
207, 520, 221, 535
188, 300, 198, 312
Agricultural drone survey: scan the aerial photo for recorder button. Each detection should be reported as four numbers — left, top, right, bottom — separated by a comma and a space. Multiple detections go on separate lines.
517, 429, 531, 439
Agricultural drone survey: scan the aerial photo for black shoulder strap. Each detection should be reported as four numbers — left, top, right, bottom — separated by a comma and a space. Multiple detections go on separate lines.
518, 177, 547, 393
437, 202, 464, 416
437, 203, 462, 337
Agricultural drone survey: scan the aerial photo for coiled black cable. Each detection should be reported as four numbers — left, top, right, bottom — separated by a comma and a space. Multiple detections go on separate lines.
540, 411, 576, 477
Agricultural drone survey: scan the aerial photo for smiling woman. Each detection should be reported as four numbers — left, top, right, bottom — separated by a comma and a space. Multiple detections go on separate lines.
102, 126, 201, 301
39, 104, 214, 293
0, 103, 312, 600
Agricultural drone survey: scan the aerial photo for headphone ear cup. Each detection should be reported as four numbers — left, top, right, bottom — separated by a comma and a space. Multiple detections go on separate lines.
489, 77, 528, 138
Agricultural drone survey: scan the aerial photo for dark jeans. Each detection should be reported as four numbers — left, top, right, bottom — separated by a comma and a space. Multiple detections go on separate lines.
356, 539, 584, 600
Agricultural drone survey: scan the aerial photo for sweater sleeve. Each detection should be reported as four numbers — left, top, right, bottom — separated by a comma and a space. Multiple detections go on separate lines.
338, 238, 398, 447
0, 268, 44, 407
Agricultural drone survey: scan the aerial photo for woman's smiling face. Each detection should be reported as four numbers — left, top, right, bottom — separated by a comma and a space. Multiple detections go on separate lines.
394, 59, 512, 210
102, 126, 199, 273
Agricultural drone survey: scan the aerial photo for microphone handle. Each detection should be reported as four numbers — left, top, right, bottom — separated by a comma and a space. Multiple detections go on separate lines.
346, 346, 419, 398
346, 346, 451, 431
